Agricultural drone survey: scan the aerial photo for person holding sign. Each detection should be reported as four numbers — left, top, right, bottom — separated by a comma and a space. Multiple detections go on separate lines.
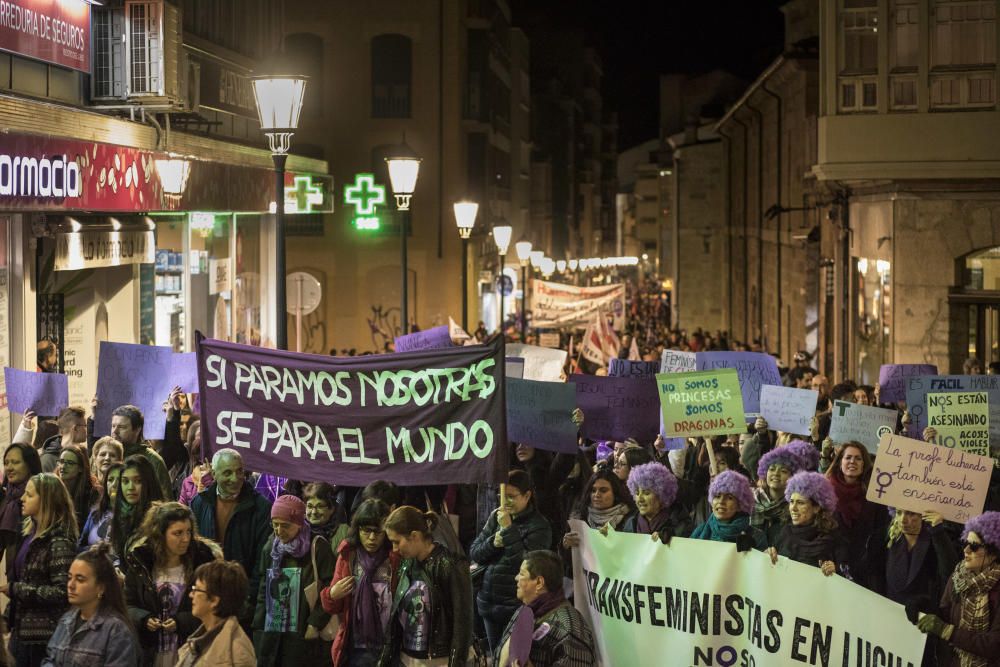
690, 471, 767, 551
495, 550, 595, 667
826, 443, 890, 592
469, 471, 552, 652
752, 445, 808, 545
252, 495, 335, 667
769, 471, 847, 577
615, 462, 692, 542
562, 470, 635, 551
917, 512, 1000, 666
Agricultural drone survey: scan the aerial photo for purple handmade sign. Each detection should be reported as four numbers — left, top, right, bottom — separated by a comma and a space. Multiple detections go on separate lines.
608, 358, 660, 379
501, 605, 535, 667
3, 368, 69, 416
170, 353, 199, 394
394, 325, 452, 353
506, 378, 578, 453
696, 351, 781, 420
94, 342, 174, 439
571, 374, 659, 442
196, 333, 508, 486
879, 364, 938, 404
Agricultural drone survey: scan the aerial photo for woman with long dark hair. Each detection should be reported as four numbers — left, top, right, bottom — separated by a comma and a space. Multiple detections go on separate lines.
110, 456, 164, 567
54, 445, 100, 540
80, 463, 123, 551
42, 543, 139, 666
0, 443, 43, 559
124, 502, 220, 666
561, 469, 635, 551
320, 499, 400, 666
1, 473, 78, 667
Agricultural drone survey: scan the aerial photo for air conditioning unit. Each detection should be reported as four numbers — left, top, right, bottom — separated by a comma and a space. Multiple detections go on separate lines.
92, 0, 190, 110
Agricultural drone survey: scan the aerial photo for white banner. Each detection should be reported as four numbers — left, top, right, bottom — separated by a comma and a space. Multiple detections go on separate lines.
570, 519, 925, 667
532, 280, 626, 329
505, 343, 567, 382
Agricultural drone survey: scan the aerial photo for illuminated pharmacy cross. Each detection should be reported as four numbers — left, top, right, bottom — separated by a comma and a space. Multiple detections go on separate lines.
286, 176, 324, 212
345, 173, 386, 215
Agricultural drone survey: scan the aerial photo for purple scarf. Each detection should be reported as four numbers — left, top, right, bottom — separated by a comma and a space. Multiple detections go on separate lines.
0, 481, 26, 534
352, 543, 389, 647
270, 523, 312, 569
637, 507, 670, 535
528, 589, 565, 620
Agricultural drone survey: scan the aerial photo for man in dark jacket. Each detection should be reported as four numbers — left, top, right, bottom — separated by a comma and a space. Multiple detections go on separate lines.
39, 406, 88, 472
191, 448, 271, 624
110, 404, 173, 498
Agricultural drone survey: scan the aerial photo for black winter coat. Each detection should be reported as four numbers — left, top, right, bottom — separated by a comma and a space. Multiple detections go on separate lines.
5, 525, 75, 645
886, 523, 961, 613
469, 505, 551, 623
124, 539, 219, 662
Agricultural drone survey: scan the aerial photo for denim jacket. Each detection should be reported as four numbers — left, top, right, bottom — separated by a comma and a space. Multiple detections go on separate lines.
41, 608, 139, 667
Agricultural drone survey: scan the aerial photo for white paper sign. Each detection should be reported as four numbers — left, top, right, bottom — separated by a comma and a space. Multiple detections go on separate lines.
759, 385, 818, 435
829, 400, 899, 451
505, 343, 567, 382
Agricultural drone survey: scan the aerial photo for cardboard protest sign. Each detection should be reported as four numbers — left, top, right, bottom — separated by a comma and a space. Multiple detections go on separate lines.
506, 378, 577, 453
660, 349, 696, 374
696, 351, 781, 420
95, 342, 174, 439
196, 334, 508, 486
505, 344, 567, 382
868, 433, 990, 523
906, 375, 1000, 446
537, 332, 560, 348
608, 358, 660, 379
572, 374, 659, 442
657, 369, 745, 438
829, 400, 898, 451
394, 325, 452, 353
759, 385, 818, 435
532, 279, 626, 329
505, 357, 525, 379
170, 353, 199, 394
926, 391, 990, 457
879, 363, 937, 404
3, 368, 69, 416
571, 519, 926, 667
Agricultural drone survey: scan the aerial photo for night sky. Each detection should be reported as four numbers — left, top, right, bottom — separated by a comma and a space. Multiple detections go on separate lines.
511, 0, 787, 149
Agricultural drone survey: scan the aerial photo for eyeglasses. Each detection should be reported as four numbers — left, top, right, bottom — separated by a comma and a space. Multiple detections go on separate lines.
56, 459, 78, 468
190, 587, 209, 596
962, 540, 986, 553
358, 526, 382, 536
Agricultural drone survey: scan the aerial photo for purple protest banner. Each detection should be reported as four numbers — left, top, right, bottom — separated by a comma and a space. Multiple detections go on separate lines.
571, 374, 659, 442
94, 342, 174, 439
3, 368, 69, 416
879, 364, 938, 404
608, 358, 660, 379
696, 351, 781, 420
394, 325, 453, 353
196, 333, 508, 486
506, 378, 578, 453
170, 353, 199, 394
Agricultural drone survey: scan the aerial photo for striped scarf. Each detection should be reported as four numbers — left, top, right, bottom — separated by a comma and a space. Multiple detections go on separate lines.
951, 562, 1000, 667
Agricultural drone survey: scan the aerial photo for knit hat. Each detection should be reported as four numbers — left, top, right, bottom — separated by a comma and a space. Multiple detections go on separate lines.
756, 446, 806, 481
784, 440, 821, 472
962, 512, 1000, 551
784, 471, 837, 513
271, 494, 306, 526
708, 470, 754, 515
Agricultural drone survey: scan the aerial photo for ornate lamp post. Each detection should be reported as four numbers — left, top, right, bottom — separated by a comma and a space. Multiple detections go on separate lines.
453, 201, 478, 331
514, 239, 532, 340
492, 223, 513, 333
385, 140, 422, 333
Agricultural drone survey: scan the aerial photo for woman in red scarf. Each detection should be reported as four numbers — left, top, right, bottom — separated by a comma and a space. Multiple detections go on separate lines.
825, 442, 890, 592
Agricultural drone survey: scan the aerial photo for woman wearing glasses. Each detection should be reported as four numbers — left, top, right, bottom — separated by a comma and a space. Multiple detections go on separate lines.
320, 499, 400, 666
469, 470, 551, 653
916, 512, 1000, 666
54, 445, 100, 539
176, 560, 255, 667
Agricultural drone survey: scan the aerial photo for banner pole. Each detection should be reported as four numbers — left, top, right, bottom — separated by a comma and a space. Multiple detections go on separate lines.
704, 437, 718, 477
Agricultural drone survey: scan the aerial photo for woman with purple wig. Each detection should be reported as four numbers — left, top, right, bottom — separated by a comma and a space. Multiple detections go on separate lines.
917, 511, 1000, 666
768, 471, 848, 576
751, 445, 807, 546
613, 463, 692, 543
690, 471, 767, 552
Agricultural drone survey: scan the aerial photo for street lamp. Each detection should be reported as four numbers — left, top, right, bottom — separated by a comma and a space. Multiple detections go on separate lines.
493, 223, 513, 333
515, 239, 532, 340
385, 139, 422, 334
252, 74, 307, 350
529, 250, 544, 271
154, 157, 191, 199
453, 201, 478, 330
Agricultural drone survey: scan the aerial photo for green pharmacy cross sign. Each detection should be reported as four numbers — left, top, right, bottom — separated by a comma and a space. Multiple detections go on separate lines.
285, 176, 324, 213
344, 173, 386, 230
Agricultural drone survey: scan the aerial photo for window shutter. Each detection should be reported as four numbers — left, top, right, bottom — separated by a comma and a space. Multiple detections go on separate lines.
146, 1, 162, 95
110, 8, 125, 97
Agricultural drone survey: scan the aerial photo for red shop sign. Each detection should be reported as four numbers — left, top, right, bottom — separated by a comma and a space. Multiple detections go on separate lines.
0, 0, 90, 73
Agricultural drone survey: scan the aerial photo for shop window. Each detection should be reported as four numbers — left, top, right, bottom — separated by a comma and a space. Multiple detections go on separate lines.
854, 257, 892, 385
371, 34, 412, 118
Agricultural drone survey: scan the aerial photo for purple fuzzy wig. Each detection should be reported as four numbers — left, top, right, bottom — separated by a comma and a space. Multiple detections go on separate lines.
784, 440, 821, 472
756, 446, 805, 480
962, 512, 1000, 551
784, 471, 837, 513
596, 441, 614, 462
627, 462, 678, 509
708, 470, 755, 515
